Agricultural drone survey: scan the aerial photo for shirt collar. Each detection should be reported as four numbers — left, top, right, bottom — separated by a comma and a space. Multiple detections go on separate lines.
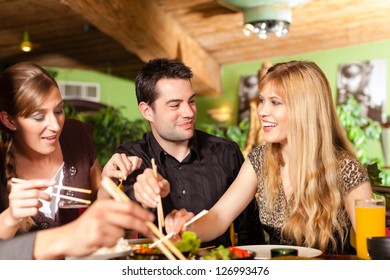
188, 133, 200, 159
146, 131, 200, 163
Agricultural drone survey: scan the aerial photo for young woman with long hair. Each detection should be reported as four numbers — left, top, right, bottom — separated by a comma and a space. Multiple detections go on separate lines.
137, 61, 374, 254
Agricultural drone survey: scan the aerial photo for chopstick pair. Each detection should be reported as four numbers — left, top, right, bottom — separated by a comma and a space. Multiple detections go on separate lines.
150, 236, 176, 260
11, 177, 92, 205
11, 178, 92, 194
50, 193, 91, 205
49, 186, 92, 205
149, 209, 208, 248
145, 221, 187, 260
100, 176, 185, 260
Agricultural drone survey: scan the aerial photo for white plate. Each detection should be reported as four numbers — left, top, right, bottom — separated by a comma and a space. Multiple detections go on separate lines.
66, 249, 132, 260
235, 245, 322, 259
65, 238, 152, 260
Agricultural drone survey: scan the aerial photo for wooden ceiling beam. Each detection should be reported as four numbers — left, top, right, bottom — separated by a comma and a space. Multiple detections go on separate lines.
58, 0, 221, 96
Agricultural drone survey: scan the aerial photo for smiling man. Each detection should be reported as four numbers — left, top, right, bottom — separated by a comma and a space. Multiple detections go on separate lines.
101, 58, 265, 248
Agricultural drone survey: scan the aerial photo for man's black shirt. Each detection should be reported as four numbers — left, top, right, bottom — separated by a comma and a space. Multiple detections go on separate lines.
117, 130, 265, 247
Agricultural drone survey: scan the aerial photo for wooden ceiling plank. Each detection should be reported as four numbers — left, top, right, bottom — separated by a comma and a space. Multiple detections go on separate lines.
57, 0, 221, 96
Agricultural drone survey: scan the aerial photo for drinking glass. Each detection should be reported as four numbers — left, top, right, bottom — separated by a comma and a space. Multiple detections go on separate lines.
355, 197, 386, 259
58, 191, 89, 225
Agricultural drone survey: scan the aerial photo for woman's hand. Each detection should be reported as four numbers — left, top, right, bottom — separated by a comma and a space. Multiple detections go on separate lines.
164, 209, 194, 236
133, 168, 170, 208
0, 178, 54, 239
102, 153, 142, 181
8, 178, 53, 224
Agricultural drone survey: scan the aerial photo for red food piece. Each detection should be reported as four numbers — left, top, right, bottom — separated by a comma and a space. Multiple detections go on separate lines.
228, 246, 250, 258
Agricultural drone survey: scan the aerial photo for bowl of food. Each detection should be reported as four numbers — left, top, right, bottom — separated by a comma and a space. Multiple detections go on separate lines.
367, 236, 390, 260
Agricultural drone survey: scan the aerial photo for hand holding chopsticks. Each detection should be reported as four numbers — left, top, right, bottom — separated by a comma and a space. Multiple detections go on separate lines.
132, 162, 170, 209
149, 209, 208, 248
100, 176, 186, 260
11, 178, 92, 205
102, 153, 143, 183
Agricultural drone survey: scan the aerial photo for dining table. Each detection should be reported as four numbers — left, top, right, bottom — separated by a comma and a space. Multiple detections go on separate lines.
81, 239, 363, 260
317, 254, 360, 260
121, 253, 361, 260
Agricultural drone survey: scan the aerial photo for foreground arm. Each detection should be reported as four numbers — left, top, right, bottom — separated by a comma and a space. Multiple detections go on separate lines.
0, 232, 37, 260
34, 199, 154, 259
167, 158, 258, 242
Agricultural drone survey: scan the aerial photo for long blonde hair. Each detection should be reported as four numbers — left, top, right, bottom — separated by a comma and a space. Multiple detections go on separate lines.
0, 62, 59, 232
259, 61, 356, 252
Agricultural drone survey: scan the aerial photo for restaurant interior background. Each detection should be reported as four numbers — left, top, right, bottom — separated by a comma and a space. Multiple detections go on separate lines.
1, 0, 390, 184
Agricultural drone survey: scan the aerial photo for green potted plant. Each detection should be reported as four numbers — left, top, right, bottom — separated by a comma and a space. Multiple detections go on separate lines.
199, 118, 249, 150
337, 94, 390, 209
336, 94, 382, 166
65, 103, 149, 166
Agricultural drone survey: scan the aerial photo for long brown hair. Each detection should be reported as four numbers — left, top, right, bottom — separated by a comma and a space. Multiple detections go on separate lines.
0, 62, 59, 231
259, 61, 356, 252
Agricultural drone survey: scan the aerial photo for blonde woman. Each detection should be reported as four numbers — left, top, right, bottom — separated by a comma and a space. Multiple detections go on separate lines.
137, 61, 374, 254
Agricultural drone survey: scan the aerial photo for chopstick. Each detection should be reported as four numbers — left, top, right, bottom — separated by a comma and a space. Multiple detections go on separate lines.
151, 236, 176, 260
50, 193, 91, 205
145, 221, 186, 260
11, 178, 28, 183
183, 209, 208, 227
52, 185, 92, 194
101, 176, 130, 202
11, 178, 92, 194
149, 209, 208, 248
151, 158, 164, 232
100, 176, 177, 260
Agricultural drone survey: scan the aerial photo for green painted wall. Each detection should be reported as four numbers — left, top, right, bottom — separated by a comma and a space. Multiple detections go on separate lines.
46, 67, 142, 120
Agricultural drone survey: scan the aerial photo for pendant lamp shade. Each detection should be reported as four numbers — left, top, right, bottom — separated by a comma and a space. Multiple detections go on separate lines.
20, 31, 32, 52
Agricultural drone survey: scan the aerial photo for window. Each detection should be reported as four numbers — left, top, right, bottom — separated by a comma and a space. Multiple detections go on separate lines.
58, 81, 100, 102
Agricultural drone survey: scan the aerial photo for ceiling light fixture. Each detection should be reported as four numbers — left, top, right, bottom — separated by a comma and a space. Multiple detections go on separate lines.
218, 0, 310, 39
20, 31, 32, 52
242, 4, 290, 39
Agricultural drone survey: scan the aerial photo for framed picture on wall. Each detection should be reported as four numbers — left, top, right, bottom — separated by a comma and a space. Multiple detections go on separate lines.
336, 58, 387, 123
238, 74, 259, 123
337, 58, 388, 165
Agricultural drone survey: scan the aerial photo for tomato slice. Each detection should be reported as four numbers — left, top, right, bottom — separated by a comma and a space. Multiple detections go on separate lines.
228, 246, 250, 258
